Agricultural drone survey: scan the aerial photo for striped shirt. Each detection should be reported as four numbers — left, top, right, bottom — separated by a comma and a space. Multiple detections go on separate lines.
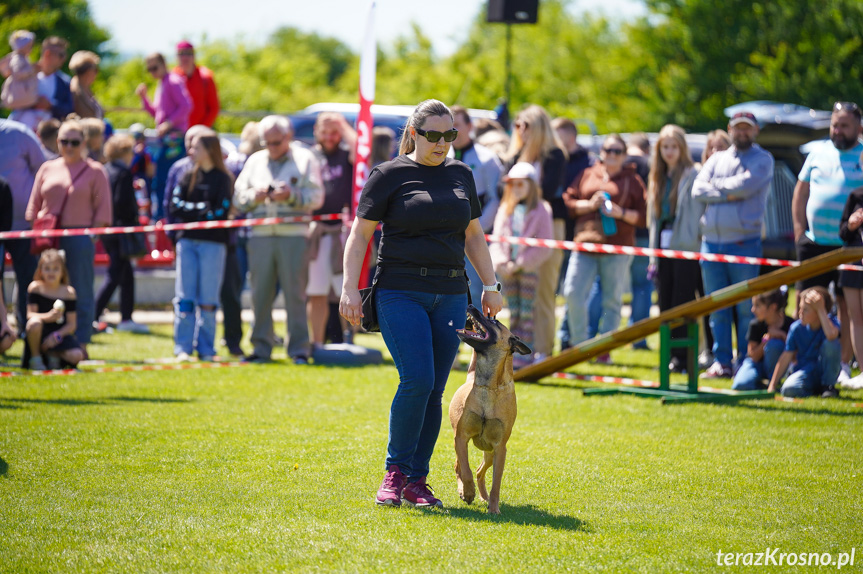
799, 140, 863, 245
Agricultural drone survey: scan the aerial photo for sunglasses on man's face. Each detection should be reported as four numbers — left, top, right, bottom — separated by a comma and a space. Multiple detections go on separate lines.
416, 128, 458, 143
146, 65, 160, 73
59, 139, 82, 147
602, 147, 625, 155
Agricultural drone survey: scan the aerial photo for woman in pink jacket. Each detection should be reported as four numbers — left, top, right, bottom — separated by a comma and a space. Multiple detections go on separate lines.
489, 162, 553, 367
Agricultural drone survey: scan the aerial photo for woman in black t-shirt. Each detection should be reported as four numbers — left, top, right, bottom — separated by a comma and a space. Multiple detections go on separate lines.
340, 99, 503, 509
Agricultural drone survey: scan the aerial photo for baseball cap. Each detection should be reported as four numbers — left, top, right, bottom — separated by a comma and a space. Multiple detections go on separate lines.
129, 123, 146, 138
176, 40, 194, 52
505, 162, 539, 184
729, 111, 758, 127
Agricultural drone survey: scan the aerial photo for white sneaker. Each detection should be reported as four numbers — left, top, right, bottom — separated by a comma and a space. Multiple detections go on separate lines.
117, 320, 150, 334
841, 373, 863, 390
838, 362, 852, 383
29, 356, 46, 370
176, 352, 192, 363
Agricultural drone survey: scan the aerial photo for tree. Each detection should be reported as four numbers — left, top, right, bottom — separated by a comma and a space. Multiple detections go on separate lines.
623, 0, 863, 131
0, 0, 109, 60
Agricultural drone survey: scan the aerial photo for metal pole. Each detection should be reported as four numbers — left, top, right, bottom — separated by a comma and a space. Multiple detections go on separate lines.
505, 23, 512, 107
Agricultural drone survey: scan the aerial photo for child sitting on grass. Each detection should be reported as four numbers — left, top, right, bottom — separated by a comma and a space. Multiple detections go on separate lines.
23, 250, 85, 371
732, 288, 794, 391
767, 286, 841, 398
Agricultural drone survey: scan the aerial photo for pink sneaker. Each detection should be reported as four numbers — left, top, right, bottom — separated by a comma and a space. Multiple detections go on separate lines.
375, 465, 406, 506
402, 477, 443, 508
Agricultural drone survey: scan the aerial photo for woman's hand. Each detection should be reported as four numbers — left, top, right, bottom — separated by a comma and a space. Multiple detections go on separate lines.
135, 83, 148, 98
588, 192, 606, 212
481, 291, 503, 318
339, 287, 364, 327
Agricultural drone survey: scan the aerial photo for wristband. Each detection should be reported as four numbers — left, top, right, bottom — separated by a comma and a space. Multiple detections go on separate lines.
54, 332, 62, 343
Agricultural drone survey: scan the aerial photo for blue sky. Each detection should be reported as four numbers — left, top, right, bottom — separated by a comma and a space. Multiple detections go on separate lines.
89, 0, 645, 58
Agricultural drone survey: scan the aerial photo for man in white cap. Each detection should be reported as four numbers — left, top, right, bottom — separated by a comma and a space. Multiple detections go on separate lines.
692, 111, 775, 378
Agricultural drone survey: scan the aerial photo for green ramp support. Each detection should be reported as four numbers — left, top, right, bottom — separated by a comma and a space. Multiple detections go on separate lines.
583, 319, 774, 404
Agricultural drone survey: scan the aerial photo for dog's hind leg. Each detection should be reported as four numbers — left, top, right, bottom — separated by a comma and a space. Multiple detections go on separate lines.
454, 436, 475, 504
475, 449, 493, 503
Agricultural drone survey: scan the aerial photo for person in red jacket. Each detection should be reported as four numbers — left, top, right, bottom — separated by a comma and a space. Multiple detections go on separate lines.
173, 40, 219, 128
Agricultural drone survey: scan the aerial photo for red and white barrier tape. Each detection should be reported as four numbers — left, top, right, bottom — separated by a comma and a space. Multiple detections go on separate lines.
1, 213, 859, 269
0, 360, 249, 377
0, 213, 344, 241
486, 234, 863, 270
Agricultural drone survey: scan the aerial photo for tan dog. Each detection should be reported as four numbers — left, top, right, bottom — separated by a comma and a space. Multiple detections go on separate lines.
448, 304, 531, 514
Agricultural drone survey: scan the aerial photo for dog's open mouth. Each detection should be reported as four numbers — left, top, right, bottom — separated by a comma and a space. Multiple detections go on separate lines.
456, 312, 489, 341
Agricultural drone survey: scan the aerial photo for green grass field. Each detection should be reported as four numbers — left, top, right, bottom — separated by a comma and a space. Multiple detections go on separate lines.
1, 326, 862, 572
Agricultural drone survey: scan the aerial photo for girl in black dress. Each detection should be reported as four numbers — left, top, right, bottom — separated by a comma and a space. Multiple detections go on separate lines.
23, 249, 85, 370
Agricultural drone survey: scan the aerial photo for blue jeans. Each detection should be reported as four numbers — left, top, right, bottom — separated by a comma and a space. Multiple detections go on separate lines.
700, 238, 762, 367
564, 252, 633, 347
629, 236, 653, 348
174, 239, 226, 357
586, 277, 601, 339
377, 288, 467, 480
781, 339, 841, 397
732, 338, 785, 390
1, 238, 38, 335
59, 235, 96, 344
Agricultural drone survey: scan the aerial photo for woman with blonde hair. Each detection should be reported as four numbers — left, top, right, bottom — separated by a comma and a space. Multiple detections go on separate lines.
69, 50, 103, 119
506, 104, 567, 362
647, 124, 702, 372
26, 119, 112, 351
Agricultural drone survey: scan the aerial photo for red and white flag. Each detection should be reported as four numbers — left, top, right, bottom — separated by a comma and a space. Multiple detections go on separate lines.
352, 0, 376, 216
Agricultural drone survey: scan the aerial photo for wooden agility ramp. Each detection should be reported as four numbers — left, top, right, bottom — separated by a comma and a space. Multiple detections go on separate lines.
514, 247, 863, 402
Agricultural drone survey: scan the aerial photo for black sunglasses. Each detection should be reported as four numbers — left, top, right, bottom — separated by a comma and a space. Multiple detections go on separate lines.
146, 65, 159, 73
59, 139, 82, 147
416, 128, 458, 143
602, 147, 625, 155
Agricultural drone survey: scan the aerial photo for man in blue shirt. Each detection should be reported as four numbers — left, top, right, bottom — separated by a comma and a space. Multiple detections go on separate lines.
693, 111, 775, 378
791, 101, 863, 382
0, 118, 46, 335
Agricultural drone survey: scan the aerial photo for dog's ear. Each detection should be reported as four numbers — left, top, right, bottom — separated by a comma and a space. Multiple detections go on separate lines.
510, 336, 532, 356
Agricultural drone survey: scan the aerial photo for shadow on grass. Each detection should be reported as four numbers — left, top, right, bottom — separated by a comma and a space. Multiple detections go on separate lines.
437, 503, 589, 531
733, 398, 863, 417
0, 396, 194, 407
0, 457, 7, 476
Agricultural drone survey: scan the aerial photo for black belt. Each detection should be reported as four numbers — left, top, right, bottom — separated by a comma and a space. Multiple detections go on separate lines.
388, 266, 465, 278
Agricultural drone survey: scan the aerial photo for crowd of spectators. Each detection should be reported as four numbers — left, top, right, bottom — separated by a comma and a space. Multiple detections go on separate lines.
1, 30, 861, 398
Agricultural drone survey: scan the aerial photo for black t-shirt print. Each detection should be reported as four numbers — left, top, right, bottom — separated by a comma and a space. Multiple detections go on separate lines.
357, 155, 481, 294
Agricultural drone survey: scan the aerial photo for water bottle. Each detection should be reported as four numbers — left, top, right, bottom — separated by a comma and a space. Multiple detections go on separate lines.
599, 192, 617, 236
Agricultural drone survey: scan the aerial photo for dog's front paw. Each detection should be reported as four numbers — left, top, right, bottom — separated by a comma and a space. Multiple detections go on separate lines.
487, 503, 500, 515
458, 479, 476, 504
